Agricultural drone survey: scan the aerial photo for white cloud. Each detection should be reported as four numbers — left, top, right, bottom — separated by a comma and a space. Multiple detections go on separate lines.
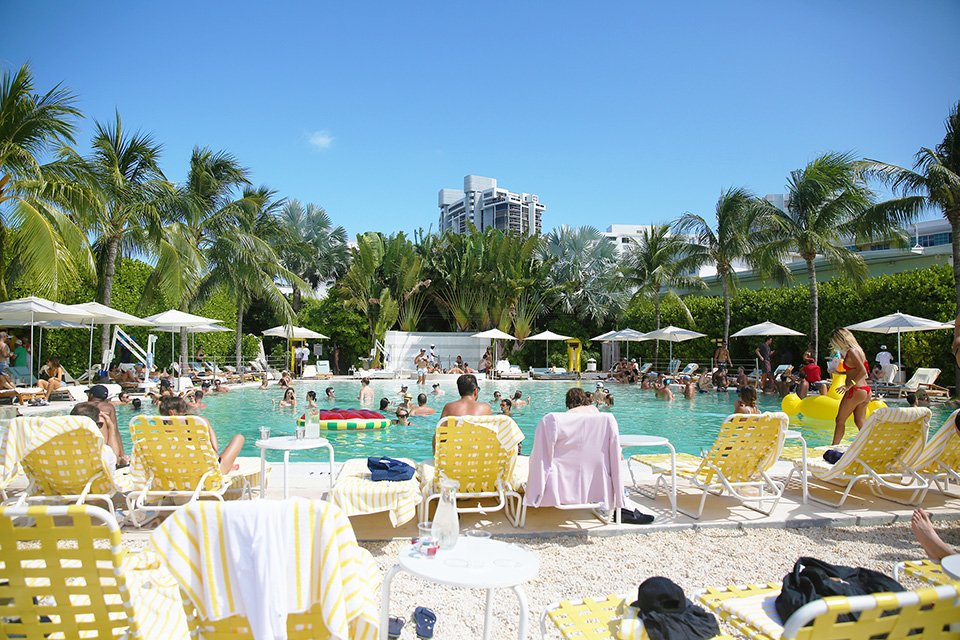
309, 130, 335, 150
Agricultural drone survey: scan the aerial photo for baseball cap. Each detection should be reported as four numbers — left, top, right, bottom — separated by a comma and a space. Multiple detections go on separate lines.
881, 345, 887, 350
401, 384, 408, 389
86, 385, 109, 401
596, 382, 604, 388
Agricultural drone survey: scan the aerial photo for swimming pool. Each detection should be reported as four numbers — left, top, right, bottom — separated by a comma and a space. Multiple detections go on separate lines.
109, 379, 958, 464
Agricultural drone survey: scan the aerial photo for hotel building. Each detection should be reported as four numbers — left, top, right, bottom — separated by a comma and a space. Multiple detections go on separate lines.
438, 175, 544, 236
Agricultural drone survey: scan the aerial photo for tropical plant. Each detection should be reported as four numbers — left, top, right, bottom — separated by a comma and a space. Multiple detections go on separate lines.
0, 62, 93, 299
861, 102, 960, 309
759, 151, 915, 360
145, 147, 250, 367
621, 224, 705, 361
674, 187, 785, 342
82, 112, 173, 354
277, 200, 349, 313
193, 185, 306, 367
537, 225, 624, 323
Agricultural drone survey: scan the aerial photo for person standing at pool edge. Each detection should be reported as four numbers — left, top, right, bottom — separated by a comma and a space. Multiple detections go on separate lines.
830, 327, 871, 446
756, 337, 773, 390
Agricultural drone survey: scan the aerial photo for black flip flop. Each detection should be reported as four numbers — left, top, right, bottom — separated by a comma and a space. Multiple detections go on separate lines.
387, 615, 404, 639
620, 508, 655, 525
413, 606, 436, 639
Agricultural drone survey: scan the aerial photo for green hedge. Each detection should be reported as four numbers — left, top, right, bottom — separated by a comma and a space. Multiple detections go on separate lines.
620, 265, 956, 381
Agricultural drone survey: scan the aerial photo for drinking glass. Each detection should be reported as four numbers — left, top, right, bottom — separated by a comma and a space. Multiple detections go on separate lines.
259, 426, 271, 441
417, 522, 439, 558
295, 425, 306, 440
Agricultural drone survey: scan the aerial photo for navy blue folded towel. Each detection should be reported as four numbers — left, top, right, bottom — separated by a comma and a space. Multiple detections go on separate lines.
367, 456, 415, 482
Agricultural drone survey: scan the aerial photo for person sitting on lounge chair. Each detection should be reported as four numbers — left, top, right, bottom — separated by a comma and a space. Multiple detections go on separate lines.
911, 508, 958, 562
70, 401, 123, 472
37, 357, 65, 400
159, 395, 243, 474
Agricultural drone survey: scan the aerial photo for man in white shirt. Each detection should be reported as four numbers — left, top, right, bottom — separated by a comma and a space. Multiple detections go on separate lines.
876, 345, 894, 379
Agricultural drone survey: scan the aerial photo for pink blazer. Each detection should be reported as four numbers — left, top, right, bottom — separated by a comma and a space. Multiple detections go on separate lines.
523, 412, 624, 511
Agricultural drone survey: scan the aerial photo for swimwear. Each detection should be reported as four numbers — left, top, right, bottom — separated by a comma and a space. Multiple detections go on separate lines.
848, 385, 871, 393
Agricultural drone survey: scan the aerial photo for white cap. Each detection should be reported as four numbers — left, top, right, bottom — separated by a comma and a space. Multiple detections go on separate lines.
881, 345, 887, 350
596, 382, 604, 388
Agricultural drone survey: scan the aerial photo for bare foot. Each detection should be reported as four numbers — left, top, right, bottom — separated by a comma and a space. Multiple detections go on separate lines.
911, 508, 956, 562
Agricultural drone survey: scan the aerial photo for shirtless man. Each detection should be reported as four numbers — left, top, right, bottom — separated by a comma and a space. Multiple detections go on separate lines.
430, 383, 445, 396
654, 379, 675, 401
357, 377, 374, 402
414, 349, 428, 385
440, 374, 492, 418
82, 385, 127, 466
713, 340, 732, 368
410, 393, 436, 417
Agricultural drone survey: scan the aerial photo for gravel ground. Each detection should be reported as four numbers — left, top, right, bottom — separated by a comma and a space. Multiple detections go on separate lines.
122, 519, 958, 640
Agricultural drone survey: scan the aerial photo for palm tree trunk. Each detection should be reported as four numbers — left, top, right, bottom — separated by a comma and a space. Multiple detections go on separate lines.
721, 275, 731, 343
653, 295, 661, 365
806, 258, 819, 361
99, 236, 121, 361
235, 304, 245, 369
950, 214, 960, 389
292, 285, 301, 314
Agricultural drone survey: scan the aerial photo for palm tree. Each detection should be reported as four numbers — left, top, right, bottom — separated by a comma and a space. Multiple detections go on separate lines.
674, 187, 784, 342
861, 102, 960, 307
622, 224, 705, 362
339, 232, 398, 364
194, 186, 305, 367
83, 112, 172, 355
145, 147, 249, 369
277, 200, 349, 313
760, 152, 914, 360
0, 62, 93, 298
538, 225, 625, 323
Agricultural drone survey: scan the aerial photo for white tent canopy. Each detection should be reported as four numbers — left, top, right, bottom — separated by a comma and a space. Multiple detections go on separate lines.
152, 324, 233, 334
471, 328, 517, 340
143, 310, 221, 328
262, 325, 329, 340
731, 321, 805, 337
846, 312, 952, 368
75, 302, 154, 326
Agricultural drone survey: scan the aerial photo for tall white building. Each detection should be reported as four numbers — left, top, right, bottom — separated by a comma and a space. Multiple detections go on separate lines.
438, 175, 544, 236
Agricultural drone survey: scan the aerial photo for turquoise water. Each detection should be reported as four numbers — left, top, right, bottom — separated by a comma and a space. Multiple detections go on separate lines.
111, 380, 957, 463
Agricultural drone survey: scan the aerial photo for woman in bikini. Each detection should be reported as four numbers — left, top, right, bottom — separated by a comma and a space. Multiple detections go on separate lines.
830, 327, 871, 446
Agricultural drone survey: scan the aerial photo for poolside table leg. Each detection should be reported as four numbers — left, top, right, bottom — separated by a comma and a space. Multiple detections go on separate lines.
512, 585, 529, 640
483, 588, 493, 640
378, 565, 401, 640
259, 447, 267, 499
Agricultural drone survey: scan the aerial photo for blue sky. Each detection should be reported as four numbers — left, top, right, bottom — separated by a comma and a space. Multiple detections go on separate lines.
3, 1, 958, 238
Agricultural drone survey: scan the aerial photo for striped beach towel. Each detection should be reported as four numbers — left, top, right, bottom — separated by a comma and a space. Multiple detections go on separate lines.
332, 456, 421, 526
151, 498, 380, 640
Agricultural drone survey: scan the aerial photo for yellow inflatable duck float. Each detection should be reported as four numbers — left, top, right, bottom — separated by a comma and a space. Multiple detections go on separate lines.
781, 372, 886, 422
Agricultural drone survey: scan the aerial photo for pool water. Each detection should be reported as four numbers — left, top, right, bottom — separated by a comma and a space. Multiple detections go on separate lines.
112, 379, 957, 464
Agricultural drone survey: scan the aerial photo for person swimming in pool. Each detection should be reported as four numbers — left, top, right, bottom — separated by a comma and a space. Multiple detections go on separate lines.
277, 387, 297, 408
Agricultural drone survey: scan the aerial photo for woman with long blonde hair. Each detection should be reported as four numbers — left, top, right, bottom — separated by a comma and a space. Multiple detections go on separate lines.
830, 328, 871, 445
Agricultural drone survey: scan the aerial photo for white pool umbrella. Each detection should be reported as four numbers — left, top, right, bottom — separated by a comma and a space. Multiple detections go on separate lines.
262, 325, 329, 340
590, 330, 619, 341
527, 330, 573, 367
603, 328, 649, 362
730, 321, 805, 337
641, 326, 706, 361
846, 312, 952, 369
0, 296, 104, 379
471, 328, 517, 363
142, 310, 221, 384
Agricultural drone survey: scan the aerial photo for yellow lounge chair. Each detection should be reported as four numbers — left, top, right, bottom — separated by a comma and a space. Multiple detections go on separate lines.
127, 414, 266, 520
894, 559, 960, 587
905, 409, 960, 497
1, 415, 133, 520
332, 456, 422, 527
540, 594, 734, 639
151, 498, 380, 640
631, 412, 789, 519
696, 581, 960, 639
0, 504, 188, 640
419, 415, 525, 527
785, 406, 930, 508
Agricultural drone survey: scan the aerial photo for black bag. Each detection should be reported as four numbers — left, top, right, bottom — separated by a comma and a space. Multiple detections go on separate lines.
775, 557, 903, 624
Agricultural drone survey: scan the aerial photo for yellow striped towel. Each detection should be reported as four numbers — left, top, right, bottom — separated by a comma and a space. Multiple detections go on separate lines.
332, 457, 420, 526
151, 497, 380, 640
